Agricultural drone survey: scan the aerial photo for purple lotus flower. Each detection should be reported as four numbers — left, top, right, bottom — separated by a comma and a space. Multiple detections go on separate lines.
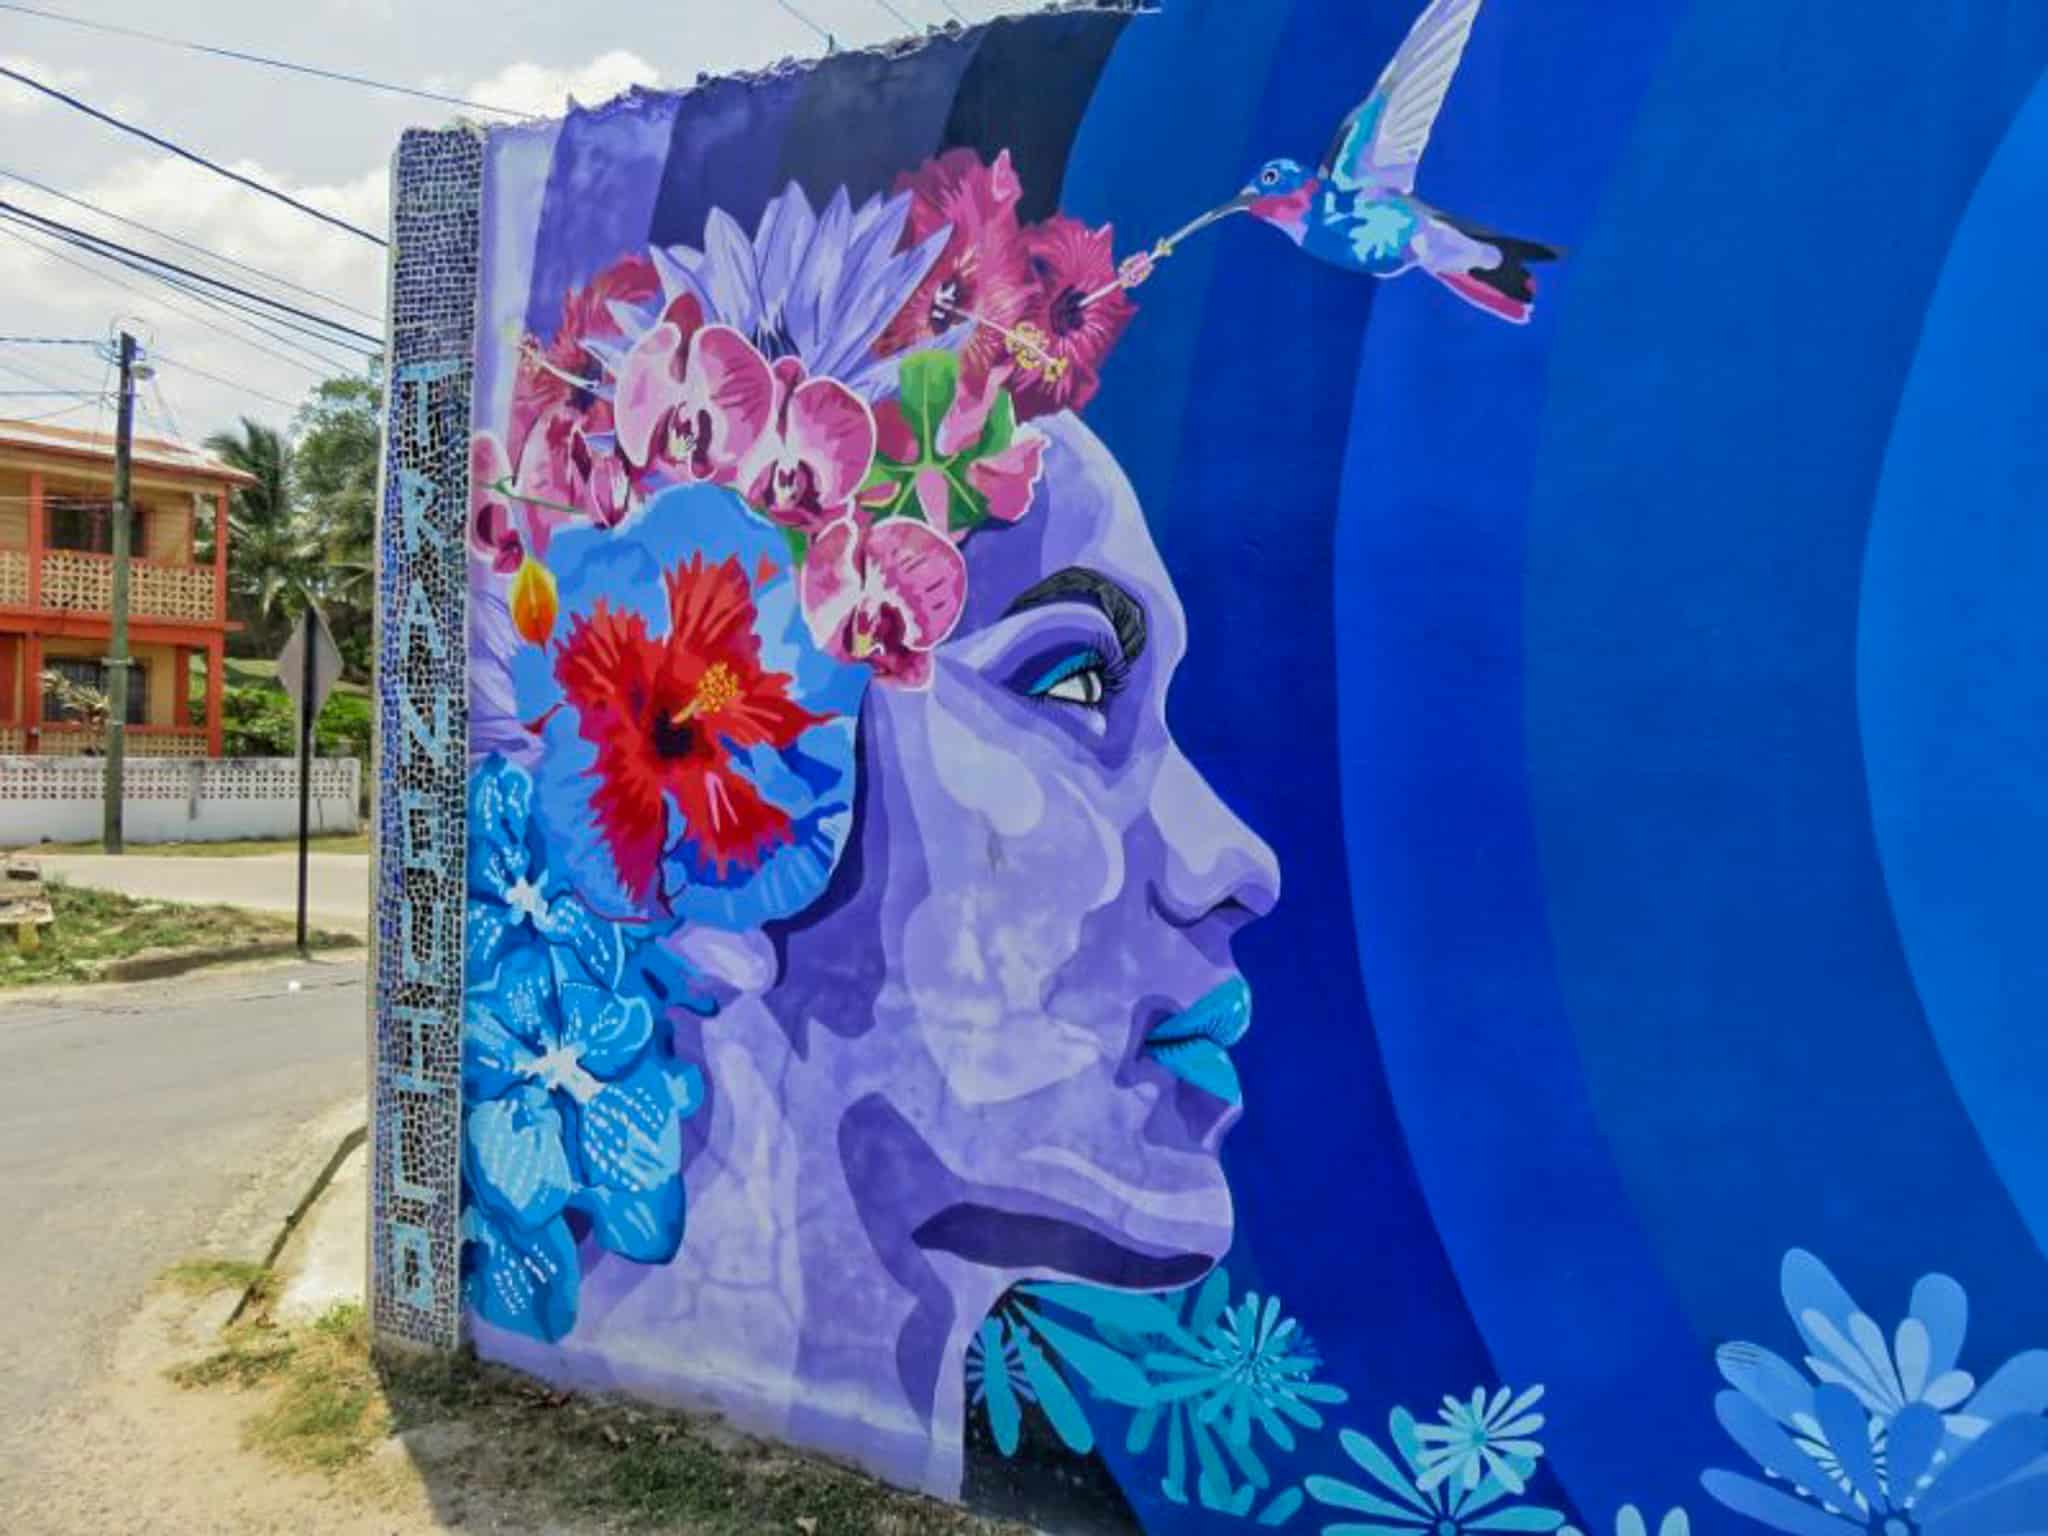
601, 182, 952, 402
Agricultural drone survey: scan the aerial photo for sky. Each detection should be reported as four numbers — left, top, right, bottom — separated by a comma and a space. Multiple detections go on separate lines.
0, 0, 1029, 445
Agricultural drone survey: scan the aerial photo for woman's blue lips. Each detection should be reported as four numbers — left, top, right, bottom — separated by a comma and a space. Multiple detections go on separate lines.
1142, 977, 1252, 1106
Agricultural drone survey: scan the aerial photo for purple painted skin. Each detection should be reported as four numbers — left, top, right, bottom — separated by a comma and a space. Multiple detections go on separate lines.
474, 414, 1280, 1497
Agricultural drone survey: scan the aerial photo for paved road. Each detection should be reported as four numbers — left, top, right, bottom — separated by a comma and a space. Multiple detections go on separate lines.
0, 957, 366, 1488
32, 852, 371, 935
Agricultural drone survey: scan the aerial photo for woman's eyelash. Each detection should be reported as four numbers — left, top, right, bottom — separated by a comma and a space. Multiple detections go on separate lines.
1023, 646, 1131, 710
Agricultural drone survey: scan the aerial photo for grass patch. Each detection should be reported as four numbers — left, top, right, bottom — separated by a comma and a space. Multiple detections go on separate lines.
162, 1257, 270, 1297
173, 1300, 1024, 1534
0, 879, 356, 987
24, 831, 370, 857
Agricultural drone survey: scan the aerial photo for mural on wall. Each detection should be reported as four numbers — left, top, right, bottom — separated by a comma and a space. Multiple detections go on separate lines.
383, 0, 2048, 1530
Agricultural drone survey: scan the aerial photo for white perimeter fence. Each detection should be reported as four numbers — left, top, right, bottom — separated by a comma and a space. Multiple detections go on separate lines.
0, 755, 360, 845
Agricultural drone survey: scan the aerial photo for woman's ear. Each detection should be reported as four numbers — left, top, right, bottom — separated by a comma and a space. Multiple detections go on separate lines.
666, 924, 779, 1002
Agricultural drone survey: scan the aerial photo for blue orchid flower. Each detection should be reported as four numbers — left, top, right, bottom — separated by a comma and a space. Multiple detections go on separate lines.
459, 757, 708, 1343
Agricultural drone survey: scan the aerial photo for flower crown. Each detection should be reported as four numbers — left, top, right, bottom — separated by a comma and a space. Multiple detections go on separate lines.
471, 149, 1141, 690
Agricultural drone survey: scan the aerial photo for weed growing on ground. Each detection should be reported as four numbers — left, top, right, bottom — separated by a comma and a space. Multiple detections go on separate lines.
0, 880, 354, 987
171, 1297, 1026, 1534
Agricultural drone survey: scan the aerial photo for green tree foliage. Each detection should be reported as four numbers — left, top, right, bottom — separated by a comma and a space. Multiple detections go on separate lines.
208, 684, 371, 762
291, 374, 382, 675
205, 417, 317, 658
205, 370, 383, 679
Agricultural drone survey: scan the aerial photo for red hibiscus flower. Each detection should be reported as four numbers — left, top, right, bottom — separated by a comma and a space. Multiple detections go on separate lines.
1010, 214, 1136, 420
553, 556, 830, 901
875, 149, 1034, 390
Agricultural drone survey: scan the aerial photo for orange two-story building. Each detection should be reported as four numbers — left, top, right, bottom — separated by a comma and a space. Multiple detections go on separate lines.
0, 417, 248, 757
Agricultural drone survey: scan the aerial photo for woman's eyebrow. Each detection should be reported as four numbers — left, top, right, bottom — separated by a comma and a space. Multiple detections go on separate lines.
1002, 567, 1148, 664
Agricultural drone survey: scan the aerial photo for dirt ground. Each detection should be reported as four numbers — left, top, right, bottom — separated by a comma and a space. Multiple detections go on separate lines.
2, 1276, 1025, 1536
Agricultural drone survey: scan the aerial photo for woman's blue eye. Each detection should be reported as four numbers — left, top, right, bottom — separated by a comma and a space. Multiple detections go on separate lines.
1025, 649, 1119, 709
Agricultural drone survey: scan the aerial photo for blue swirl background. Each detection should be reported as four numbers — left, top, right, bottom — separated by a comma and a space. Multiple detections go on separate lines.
1063, 2, 2048, 1529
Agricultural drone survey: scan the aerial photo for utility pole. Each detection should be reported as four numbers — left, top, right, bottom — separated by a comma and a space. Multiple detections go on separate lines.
102, 330, 137, 854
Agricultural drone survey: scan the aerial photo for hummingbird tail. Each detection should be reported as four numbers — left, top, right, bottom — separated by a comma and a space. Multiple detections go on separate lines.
1428, 211, 1561, 325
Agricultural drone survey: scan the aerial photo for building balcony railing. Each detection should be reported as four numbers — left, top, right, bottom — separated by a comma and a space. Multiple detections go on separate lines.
7, 547, 224, 624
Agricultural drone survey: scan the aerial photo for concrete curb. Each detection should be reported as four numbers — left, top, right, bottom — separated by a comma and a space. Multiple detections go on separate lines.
98, 935, 362, 983
225, 1121, 368, 1329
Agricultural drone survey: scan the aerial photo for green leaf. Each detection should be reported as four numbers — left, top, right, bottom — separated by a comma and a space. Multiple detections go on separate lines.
975, 387, 1017, 459
944, 467, 989, 537
897, 351, 960, 458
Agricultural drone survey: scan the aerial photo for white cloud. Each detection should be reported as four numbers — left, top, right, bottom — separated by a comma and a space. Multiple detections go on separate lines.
458, 50, 660, 118
0, 55, 94, 117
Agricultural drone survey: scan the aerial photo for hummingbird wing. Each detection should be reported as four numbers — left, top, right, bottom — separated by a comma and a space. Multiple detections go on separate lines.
1320, 0, 1484, 195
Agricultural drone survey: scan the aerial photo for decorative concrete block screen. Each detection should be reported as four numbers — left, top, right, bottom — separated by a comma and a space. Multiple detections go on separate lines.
0, 755, 359, 845
371, 5, 2048, 1533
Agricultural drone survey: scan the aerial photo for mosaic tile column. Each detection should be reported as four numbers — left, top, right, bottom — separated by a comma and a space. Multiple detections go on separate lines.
368, 125, 482, 1351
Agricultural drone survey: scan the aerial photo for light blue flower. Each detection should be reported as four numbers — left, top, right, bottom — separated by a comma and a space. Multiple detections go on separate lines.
1705, 1249, 2048, 1535
1306, 1407, 1567, 1534
1715, 1251, 2048, 1467
1704, 1389, 2048, 1535
1024, 1274, 1344, 1525
966, 1310, 1097, 1459
1414, 1384, 1548, 1494
1561, 1507, 1690, 1536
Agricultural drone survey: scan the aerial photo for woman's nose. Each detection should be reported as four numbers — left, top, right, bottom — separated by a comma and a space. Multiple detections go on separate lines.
1148, 748, 1282, 930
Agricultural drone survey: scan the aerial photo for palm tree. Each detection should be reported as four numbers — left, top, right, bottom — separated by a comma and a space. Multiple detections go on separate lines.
205, 418, 316, 653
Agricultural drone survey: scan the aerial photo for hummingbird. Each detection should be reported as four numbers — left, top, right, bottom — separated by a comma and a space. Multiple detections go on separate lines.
1090, 0, 1558, 324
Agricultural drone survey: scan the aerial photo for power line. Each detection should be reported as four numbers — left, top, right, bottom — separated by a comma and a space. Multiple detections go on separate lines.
870, 0, 921, 30
0, 387, 103, 395
0, 64, 387, 247
0, 333, 98, 344
0, 1, 528, 117
0, 166, 384, 323
0, 220, 356, 377
147, 351, 303, 412
935, 0, 971, 21
0, 211, 378, 366
0, 201, 383, 347
774, 0, 834, 45
3, 396, 101, 424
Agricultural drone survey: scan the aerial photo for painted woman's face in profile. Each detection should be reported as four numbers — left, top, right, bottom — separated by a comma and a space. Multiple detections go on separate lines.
775, 414, 1281, 1285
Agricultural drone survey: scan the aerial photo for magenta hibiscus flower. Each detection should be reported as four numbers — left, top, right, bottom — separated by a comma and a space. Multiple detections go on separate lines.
1010, 215, 1136, 419
876, 148, 1033, 393
800, 515, 967, 689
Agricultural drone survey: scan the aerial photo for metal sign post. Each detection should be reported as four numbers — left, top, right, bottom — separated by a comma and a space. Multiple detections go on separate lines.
277, 606, 343, 952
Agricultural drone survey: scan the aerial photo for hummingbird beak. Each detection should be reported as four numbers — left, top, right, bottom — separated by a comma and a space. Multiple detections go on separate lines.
1160, 193, 1257, 252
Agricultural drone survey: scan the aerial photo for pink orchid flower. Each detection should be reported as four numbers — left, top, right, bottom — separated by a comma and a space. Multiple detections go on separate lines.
514, 403, 635, 550
613, 318, 776, 489
469, 433, 524, 572
800, 514, 967, 689
743, 358, 879, 533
